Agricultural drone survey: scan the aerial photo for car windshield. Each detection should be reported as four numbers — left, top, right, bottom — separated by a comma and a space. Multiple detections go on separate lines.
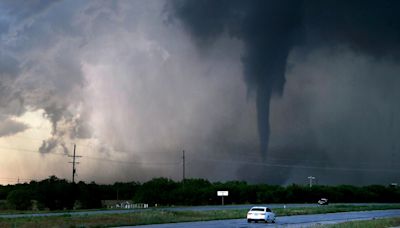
251, 208, 265, 211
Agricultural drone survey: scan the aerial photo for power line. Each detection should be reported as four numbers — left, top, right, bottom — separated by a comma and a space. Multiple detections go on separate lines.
68, 144, 81, 183
2, 145, 399, 173
182, 150, 185, 181
184, 149, 393, 167
82, 155, 179, 166
2, 134, 396, 167
0, 177, 45, 185
0, 146, 67, 156
0, 145, 178, 166
0, 177, 36, 181
188, 158, 400, 173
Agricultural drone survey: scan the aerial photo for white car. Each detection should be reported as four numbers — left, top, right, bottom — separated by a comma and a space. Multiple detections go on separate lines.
247, 206, 276, 223
318, 198, 329, 205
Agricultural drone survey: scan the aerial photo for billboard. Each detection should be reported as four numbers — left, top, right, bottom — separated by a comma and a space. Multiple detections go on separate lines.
217, 191, 229, 196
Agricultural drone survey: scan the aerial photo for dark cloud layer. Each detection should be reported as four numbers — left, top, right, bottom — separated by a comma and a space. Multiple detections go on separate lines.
0, 0, 254, 183
0, 119, 28, 137
0, 0, 88, 152
1, 0, 400, 185
169, 0, 400, 160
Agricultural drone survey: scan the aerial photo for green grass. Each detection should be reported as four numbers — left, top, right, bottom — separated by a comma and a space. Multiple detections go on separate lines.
0, 207, 118, 215
274, 204, 400, 216
319, 217, 400, 228
0, 204, 400, 228
0, 210, 244, 228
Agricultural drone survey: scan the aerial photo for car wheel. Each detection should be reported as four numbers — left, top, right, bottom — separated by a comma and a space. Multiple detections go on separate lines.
264, 220, 268, 223
272, 220, 276, 223
247, 219, 251, 223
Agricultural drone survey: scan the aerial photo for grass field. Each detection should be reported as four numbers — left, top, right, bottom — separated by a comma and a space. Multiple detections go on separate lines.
273, 204, 400, 216
0, 204, 399, 227
321, 217, 400, 227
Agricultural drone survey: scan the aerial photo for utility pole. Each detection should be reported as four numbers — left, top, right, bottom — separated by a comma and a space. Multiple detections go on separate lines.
68, 144, 81, 183
182, 150, 186, 181
308, 176, 315, 188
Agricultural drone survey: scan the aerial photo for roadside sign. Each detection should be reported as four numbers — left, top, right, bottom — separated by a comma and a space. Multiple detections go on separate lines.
217, 191, 228, 196
217, 191, 228, 205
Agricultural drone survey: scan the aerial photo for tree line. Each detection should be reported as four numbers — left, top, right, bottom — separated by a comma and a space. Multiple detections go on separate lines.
0, 176, 399, 210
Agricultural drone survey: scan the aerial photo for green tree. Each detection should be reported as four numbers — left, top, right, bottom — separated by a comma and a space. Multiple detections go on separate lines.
176, 179, 213, 205
134, 178, 178, 206
35, 176, 74, 210
6, 189, 32, 210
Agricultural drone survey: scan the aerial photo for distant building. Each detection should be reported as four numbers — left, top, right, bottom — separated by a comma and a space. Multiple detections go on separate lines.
101, 200, 148, 209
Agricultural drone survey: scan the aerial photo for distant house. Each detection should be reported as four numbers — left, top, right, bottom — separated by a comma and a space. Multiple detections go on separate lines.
101, 200, 148, 209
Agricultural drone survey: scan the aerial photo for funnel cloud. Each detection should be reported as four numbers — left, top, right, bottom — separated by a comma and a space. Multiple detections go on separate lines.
0, 0, 400, 185
170, 0, 400, 160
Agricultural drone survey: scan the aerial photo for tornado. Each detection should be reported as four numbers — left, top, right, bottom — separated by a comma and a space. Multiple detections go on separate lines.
169, 0, 303, 158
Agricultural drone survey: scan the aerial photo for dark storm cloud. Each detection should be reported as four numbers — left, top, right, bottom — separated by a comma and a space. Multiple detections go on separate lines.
169, 0, 400, 160
2, 0, 400, 185
0, 54, 25, 117
0, 54, 19, 79
0, 118, 28, 137
269, 49, 400, 184
304, 0, 400, 58
0, 0, 60, 38
0, 0, 91, 153
38, 138, 58, 154
0, 0, 58, 20
0, 55, 26, 144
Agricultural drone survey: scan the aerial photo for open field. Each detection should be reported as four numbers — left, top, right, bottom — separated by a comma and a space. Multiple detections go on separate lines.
273, 204, 400, 216
1, 204, 400, 227
322, 216, 400, 228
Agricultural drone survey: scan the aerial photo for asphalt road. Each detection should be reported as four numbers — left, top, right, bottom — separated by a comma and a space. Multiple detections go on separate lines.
0, 203, 395, 218
121, 209, 400, 228
0, 204, 314, 218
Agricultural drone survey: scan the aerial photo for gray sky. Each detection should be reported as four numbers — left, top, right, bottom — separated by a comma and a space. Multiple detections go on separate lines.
0, 0, 399, 185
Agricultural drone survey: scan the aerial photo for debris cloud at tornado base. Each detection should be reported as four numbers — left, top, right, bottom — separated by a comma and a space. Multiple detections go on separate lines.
169, 0, 400, 184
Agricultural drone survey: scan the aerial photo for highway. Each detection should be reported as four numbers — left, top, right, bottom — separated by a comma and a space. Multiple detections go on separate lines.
0, 203, 395, 218
0, 204, 312, 218
121, 209, 400, 228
